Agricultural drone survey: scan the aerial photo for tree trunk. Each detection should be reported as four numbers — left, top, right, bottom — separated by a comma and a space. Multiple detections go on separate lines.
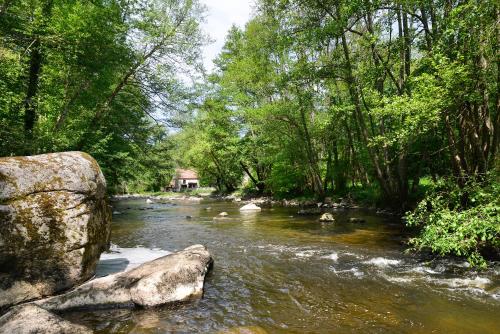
240, 161, 265, 193
23, 38, 42, 152
298, 98, 324, 197
339, 32, 393, 201
22, 0, 54, 153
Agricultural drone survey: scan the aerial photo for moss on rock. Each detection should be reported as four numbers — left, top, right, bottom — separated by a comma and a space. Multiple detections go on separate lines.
0, 152, 111, 310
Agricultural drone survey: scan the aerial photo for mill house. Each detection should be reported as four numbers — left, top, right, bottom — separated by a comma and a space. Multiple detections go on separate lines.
169, 169, 200, 191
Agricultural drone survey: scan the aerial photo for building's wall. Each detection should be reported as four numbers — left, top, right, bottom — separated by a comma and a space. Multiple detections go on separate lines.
172, 178, 199, 191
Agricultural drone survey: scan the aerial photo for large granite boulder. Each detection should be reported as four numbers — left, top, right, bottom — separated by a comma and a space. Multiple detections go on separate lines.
0, 304, 92, 334
36, 245, 213, 311
0, 152, 111, 309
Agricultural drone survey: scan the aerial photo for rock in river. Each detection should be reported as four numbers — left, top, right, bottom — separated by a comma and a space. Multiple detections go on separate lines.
0, 152, 111, 309
319, 213, 335, 222
36, 245, 213, 311
0, 304, 92, 334
239, 203, 262, 211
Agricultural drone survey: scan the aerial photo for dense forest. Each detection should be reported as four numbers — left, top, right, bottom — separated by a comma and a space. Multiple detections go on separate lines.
0, 0, 205, 191
178, 0, 499, 265
0, 0, 498, 265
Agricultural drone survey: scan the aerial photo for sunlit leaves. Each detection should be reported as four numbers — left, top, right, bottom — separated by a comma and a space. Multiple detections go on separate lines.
0, 0, 206, 191
406, 174, 500, 268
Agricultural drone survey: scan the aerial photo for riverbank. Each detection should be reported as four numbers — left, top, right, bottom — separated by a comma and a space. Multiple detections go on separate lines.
112, 191, 400, 216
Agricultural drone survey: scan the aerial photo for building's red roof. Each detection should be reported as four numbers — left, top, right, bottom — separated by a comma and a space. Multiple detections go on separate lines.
174, 169, 198, 179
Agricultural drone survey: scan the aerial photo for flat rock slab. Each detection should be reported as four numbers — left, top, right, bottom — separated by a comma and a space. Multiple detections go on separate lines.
0, 152, 111, 309
36, 245, 213, 311
0, 304, 92, 334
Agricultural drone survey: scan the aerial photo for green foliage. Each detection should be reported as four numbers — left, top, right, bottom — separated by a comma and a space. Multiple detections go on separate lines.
406, 174, 500, 267
173, 98, 243, 193
348, 184, 383, 207
1, 0, 498, 265
0, 0, 206, 192
266, 153, 309, 198
176, 0, 498, 265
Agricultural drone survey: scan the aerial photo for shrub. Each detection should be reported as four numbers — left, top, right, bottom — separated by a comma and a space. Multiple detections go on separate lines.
405, 174, 499, 268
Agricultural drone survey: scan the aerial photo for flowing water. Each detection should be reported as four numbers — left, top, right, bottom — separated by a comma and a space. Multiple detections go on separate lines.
65, 199, 500, 333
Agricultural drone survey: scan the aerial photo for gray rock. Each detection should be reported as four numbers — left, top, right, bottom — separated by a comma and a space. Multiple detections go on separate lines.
0, 152, 111, 309
282, 199, 299, 207
0, 304, 92, 334
319, 213, 335, 222
36, 245, 213, 311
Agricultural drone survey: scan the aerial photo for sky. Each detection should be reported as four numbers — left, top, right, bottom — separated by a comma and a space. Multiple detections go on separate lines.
199, 0, 254, 72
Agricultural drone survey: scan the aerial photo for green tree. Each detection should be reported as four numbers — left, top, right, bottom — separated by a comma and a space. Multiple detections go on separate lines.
174, 98, 243, 192
0, 0, 206, 191
179, 0, 498, 264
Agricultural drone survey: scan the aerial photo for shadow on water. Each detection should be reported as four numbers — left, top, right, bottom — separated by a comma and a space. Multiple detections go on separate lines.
63, 199, 500, 334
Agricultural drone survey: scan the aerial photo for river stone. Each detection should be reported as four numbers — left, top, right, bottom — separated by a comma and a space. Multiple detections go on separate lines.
319, 213, 335, 222
349, 217, 366, 223
0, 152, 111, 309
239, 203, 262, 211
36, 244, 213, 311
0, 304, 92, 334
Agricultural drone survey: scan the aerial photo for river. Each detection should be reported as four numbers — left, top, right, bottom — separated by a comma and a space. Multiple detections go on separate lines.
64, 198, 500, 333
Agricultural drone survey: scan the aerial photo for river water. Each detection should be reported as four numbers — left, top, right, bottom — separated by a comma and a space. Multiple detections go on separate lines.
65, 199, 500, 333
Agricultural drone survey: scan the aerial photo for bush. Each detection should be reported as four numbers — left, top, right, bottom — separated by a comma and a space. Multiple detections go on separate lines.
405, 174, 500, 268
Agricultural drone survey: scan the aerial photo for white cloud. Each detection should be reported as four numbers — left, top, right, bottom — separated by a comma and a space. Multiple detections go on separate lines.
199, 0, 254, 72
